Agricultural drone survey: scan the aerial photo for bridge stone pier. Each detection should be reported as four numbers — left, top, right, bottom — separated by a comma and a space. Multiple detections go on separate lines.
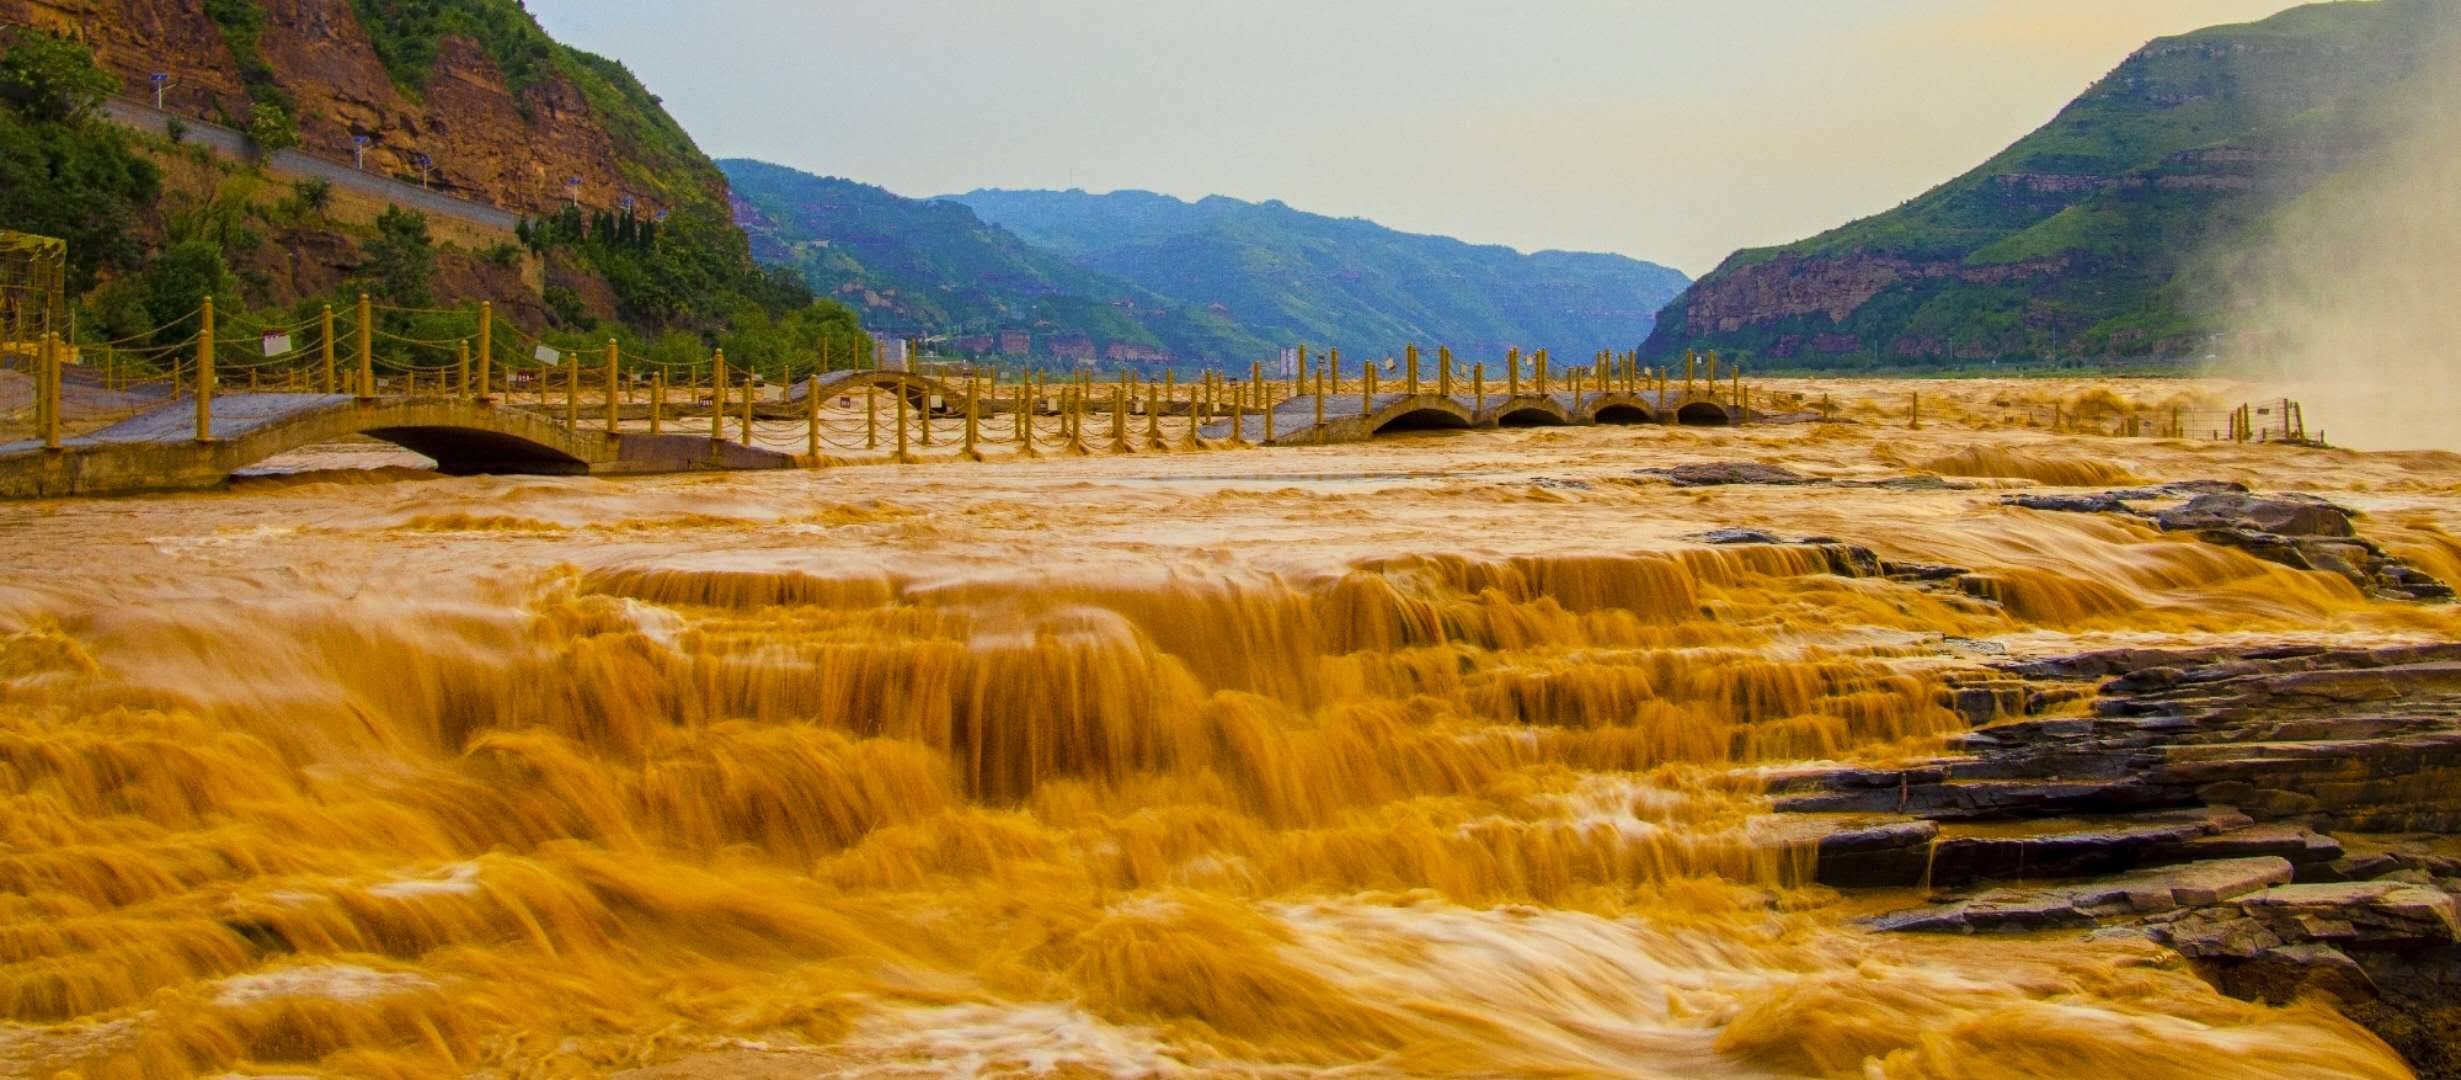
0, 393, 797, 498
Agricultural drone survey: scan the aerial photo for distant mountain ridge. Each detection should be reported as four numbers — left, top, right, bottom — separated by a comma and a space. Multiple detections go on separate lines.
721, 157, 1689, 367
951, 188, 1690, 358
722, 160, 1268, 363
1641, 0, 2454, 369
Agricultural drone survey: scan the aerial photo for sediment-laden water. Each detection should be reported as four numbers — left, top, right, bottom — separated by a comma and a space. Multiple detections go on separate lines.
3, 379, 2454, 1077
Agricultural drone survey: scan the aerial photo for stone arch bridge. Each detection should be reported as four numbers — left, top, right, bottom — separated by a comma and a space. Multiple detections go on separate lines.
1201, 388, 1741, 444
0, 393, 795, 498
0, 379, 1748, 498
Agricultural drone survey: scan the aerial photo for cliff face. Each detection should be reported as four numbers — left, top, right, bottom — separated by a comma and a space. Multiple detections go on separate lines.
1, 0, 813, 340
1644, 0, 2451, 368
0, 0, 720, 218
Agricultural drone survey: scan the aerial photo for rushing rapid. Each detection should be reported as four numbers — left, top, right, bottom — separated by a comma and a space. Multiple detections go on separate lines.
2, 378, 2451, 1078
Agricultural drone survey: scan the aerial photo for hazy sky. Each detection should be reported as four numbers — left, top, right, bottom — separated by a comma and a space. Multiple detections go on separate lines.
526, 0, 2306, 275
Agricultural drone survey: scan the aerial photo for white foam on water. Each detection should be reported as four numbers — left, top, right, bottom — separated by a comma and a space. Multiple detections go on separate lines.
826, 1001, 1191, 1078
213, 964, 436, 1007
366, 860, 482, 898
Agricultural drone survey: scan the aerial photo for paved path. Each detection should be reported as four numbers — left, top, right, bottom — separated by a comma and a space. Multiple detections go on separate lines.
102, 99, 521, 233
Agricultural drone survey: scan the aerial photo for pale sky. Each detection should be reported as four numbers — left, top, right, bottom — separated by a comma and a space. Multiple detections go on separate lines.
526, 0, 2308, 275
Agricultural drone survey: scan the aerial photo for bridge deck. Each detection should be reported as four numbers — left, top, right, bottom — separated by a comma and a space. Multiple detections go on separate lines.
0, 392, 797, 498
0, 392, 358, 451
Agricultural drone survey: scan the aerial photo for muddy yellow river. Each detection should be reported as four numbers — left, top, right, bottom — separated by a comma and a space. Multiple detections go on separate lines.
4, 379, 2455, 1077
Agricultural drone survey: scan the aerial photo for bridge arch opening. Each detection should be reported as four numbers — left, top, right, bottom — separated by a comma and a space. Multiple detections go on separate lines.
363, 426, 593, 475
1371, 407, 1474, 435
1592, 403, 1656, 425
1676, 402, 1733, 427
1495, 406, 1570, 428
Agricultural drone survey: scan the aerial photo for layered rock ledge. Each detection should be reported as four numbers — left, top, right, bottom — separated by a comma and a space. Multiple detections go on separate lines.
1773, 642, 2461, 1076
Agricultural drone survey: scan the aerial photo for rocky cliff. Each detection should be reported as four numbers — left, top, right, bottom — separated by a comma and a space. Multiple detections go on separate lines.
1643, 0, 2453, 369
0, 0, 721, 219
0, 0, 832, 352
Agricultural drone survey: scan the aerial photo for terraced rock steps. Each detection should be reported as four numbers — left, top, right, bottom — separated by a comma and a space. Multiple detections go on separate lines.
1775, 643, 2461, 1075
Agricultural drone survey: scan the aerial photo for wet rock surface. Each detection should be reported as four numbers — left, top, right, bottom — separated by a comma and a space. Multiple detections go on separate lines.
1773, 642, 2461, 1076
1646, 462, 1818, 486
1998, 482, 2454, 602
2152, 492, 2356, 538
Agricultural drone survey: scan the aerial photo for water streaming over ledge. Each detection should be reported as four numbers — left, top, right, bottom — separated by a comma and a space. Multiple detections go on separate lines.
1, 378, 2450, 1077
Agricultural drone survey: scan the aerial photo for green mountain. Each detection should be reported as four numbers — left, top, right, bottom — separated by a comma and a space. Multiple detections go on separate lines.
952, 188, 1690, 358
1642, 0, 2454, 369
0, 1, 866, 378
720, 159, 1270, 363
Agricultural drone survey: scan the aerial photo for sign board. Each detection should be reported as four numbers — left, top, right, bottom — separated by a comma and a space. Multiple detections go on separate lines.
534, 345, 561, 366
1279, 347, 1298, 378
260, 331, 291, 356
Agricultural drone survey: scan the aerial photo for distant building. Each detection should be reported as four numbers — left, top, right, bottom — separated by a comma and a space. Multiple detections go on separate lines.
1106, 342, 1171, 365
1050, 335, 1097, 362
999, 330, 1031, 357
953, 335, 996, 355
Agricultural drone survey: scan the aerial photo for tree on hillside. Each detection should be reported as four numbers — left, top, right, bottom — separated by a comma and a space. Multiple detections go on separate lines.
0, 33, 158, 293
88, 239, 240, 346
0, 32, 114, 124
364, 205, 436, 307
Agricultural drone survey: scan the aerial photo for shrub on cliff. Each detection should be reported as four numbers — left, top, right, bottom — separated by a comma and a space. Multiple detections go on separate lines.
243, 101, 299, 157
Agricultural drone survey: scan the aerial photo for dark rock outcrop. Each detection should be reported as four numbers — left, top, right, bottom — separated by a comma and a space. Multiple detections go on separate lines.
2010, 493, 2133, 514
1647, 462, 1815, 487
1771, 642, 2461, 1078
2152, 492, 2356, 537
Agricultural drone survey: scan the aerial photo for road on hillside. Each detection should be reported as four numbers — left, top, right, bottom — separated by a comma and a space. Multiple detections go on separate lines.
101, 99, 521, 233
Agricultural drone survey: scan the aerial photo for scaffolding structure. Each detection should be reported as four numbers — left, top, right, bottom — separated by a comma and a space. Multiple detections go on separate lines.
2, 231, 68, 444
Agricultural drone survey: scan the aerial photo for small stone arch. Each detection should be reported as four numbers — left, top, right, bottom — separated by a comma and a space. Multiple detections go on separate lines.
361, 425, 594, 475
1676, 401, 1733, 426
1591, 403, 1656, 425
1494, 406, 1570, 427
1370, 405, 1475, 435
